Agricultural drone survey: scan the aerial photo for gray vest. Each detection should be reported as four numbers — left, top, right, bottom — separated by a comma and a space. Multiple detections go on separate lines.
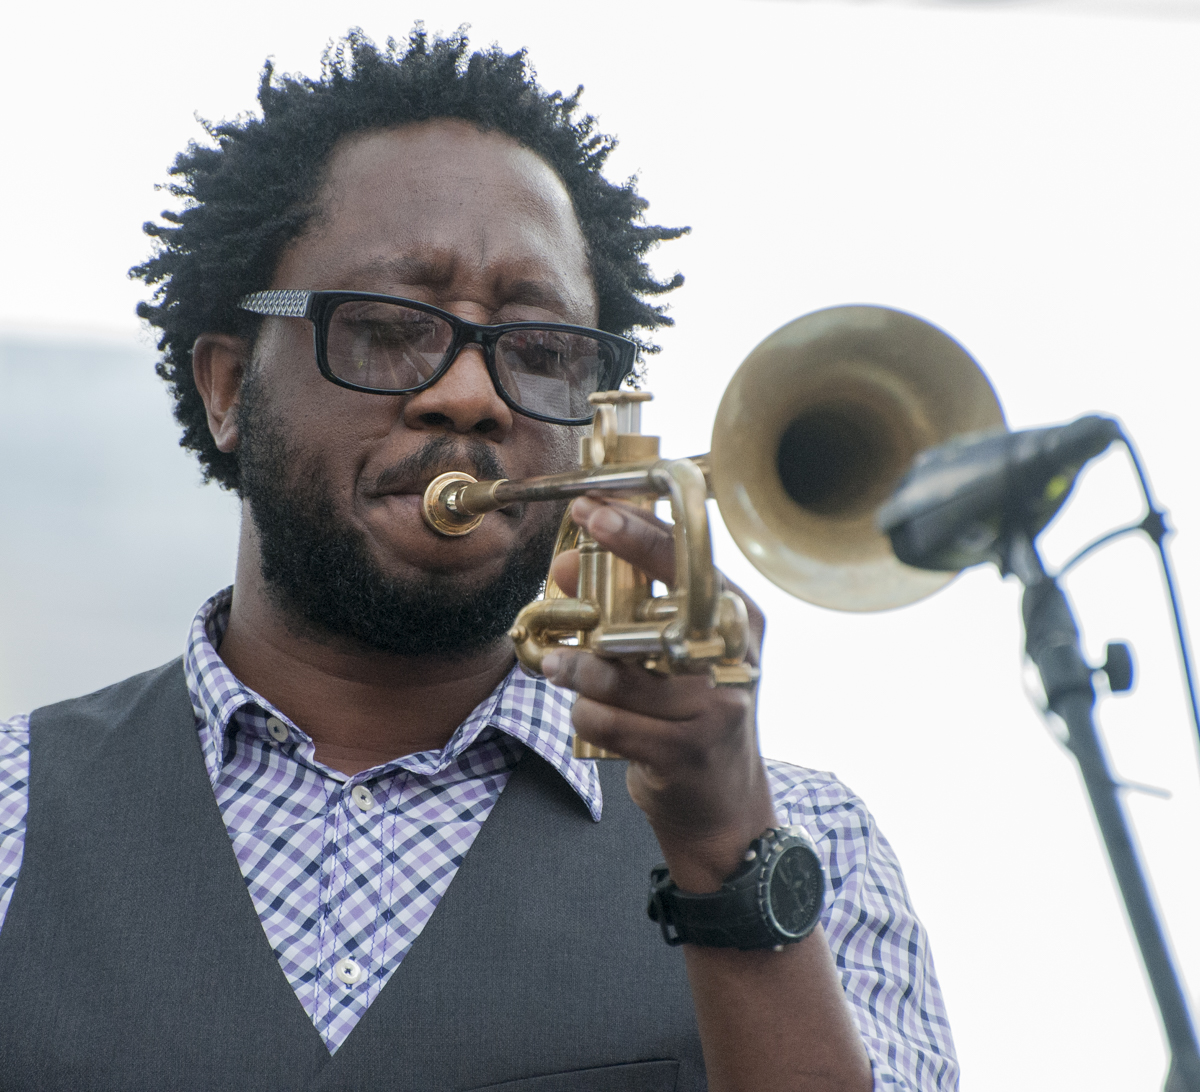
0, 661, 705, 1091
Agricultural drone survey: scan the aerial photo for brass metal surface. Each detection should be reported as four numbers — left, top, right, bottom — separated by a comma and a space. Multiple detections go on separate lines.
572, 738, 623, 760
711, 305, 1005, 611
420, 308, 1006, 751
589, 390, 653, 404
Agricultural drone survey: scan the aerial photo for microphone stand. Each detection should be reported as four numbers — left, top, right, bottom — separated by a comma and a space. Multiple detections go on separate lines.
1002, 532, 1200, 1092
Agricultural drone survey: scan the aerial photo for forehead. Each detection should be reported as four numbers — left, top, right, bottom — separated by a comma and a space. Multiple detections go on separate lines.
274, 119, 596, 320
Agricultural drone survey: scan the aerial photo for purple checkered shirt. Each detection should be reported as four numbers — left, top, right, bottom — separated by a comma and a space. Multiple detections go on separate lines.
0, 588, 957, 1089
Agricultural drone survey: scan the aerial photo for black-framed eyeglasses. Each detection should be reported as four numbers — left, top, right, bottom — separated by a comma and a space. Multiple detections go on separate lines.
238, 289, 637, 426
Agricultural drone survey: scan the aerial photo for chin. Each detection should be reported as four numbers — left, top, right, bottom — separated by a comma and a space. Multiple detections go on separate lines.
368, 505, 530, 578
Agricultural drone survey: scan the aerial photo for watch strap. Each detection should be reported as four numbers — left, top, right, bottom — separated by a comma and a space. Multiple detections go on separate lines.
646, 827, 825, 951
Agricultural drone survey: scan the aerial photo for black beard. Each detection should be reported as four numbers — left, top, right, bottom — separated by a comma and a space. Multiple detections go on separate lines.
235, 370, 561, 659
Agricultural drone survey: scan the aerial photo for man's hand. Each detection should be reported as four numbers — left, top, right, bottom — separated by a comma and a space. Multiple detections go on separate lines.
544, 496, 874, 1092
543, 495, 776, 894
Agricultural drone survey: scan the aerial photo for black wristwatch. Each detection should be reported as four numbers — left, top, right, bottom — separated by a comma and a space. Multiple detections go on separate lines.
646, 827, 825, 950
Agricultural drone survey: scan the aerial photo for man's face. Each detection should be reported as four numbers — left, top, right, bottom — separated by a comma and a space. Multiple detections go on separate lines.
236, 119, 596, 650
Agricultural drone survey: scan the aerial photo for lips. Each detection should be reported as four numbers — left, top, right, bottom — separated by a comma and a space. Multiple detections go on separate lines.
365, 437, 507, 500
366, 468, 449, 500
363, 446, 522, 524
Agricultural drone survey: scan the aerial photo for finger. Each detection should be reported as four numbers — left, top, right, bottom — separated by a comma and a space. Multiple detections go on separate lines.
573, 495, 673, 535
548, 499, 669, 595
543, 648, 754, 723
548, 547, 580, 596
719, 575, 766, 662
571, 497, 676, 585
569, 687, 757, 777
570, 696, 707, 769
583, 497, 765, 660
561, 496, 765, 663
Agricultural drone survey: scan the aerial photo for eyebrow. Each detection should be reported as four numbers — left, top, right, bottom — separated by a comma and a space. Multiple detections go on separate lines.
336, 256, 447, 289
502, 279, 572, 313
329, 258, 577, 317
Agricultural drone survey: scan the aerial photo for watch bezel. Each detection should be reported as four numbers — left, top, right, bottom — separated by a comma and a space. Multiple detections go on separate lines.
756, 829, 825, 942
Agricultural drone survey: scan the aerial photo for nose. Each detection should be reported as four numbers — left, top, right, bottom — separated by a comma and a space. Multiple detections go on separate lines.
401, 343, 514, 438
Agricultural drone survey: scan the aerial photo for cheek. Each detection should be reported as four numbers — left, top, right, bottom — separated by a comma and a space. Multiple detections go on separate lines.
519, 422, 584, 476
298, 387, 400, 445
251, 323, 321, 425
252, 322, 400, 464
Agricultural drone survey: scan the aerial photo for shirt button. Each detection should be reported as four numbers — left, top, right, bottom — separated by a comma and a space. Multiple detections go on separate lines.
333, 957, 364, 985
351, 785, 376, 811
265, 717, 289, 743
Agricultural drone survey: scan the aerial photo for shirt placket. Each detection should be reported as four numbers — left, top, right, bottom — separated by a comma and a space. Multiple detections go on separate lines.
187, 607, 595, 1053
314, 770, 390, 1043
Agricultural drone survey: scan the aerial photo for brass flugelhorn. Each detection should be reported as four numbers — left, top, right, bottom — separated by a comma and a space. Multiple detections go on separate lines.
422, 305, 1006, 753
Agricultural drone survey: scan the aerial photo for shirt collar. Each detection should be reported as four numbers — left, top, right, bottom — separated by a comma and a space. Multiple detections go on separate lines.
183, 587, 602, 820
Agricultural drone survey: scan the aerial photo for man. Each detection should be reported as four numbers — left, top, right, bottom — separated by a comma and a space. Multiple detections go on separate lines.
0, 29, 956, 1091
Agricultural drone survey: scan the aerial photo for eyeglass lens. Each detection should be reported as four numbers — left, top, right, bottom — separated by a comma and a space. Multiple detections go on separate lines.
325, 299, 612, 419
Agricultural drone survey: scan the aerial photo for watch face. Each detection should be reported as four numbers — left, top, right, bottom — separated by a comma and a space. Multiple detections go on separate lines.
767, 844, 823, 938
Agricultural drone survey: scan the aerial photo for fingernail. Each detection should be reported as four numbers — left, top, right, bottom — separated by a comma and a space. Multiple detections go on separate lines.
542, 651, 563, 678
592, 506, 624, 536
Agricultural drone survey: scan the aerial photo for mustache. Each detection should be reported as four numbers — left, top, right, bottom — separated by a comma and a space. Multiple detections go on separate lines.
369, 436, 509, 497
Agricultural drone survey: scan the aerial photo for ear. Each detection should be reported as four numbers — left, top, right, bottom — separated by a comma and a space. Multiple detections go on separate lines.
192, 334, 250, 453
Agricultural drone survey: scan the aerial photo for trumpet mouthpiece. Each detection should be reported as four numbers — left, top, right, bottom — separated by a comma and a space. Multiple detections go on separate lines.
421, 472, 485, 536
421, 472, 512, 536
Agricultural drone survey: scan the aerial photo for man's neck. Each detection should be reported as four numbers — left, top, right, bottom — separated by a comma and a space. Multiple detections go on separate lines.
216, 548, 518, 778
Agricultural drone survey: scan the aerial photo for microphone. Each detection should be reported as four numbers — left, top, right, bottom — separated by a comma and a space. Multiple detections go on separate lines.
877, 415, 1122, 572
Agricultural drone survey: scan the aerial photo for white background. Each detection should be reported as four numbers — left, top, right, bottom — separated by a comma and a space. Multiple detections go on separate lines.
2, 1, 1198, 1087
